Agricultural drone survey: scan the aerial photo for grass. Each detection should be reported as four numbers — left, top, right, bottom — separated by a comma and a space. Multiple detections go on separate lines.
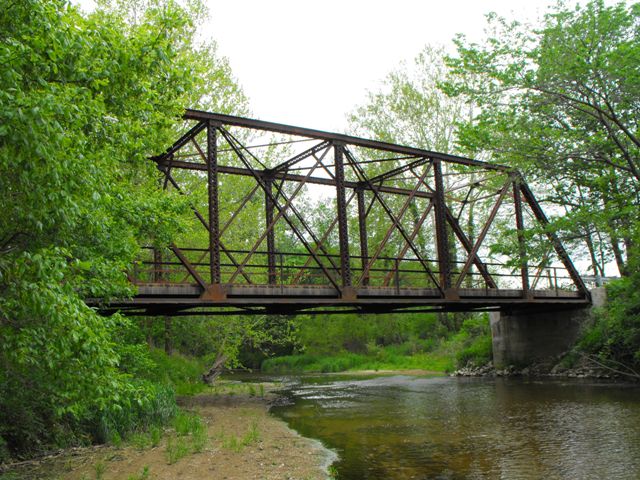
173, 411, 202, 436
242, 420, 260, 446
93, 461, 106, 480
97, 381, 177, 447
164, 410, 208, 464
147, 350, 208, 396
166, 437, 190, 465
218, 418, 261, 453
262, 316, 493, 374
207, 381, 272, 397
327, 464, 339, 479
129, 425, 162, 450
126, 466, 150, 480
222, 434, 242, 453
123, 407, 209, 465
261, 348, 455, 374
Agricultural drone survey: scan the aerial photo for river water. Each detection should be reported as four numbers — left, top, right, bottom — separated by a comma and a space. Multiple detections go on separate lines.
264, 374, 640, 479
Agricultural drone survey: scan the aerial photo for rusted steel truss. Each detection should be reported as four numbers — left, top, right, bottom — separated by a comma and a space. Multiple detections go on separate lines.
103, 109, 591, 316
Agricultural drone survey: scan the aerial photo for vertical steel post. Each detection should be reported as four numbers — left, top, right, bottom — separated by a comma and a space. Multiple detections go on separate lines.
513, 178, 530, 296
433, 159, 452, 294
265, 176, 277, 285
394, 258, 400, 294
334, 143, 352, 293
153, 248, 163, 283
356, 187, 369, 286
207, 121, 221, 285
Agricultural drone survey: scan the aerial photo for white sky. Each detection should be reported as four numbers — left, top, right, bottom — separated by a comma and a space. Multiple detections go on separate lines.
202, 0, 554, 132
74, 0, 596, 132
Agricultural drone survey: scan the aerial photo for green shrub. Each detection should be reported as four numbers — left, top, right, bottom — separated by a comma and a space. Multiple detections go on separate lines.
576, 274, 640, 375
452, 315, 492, 368
456, 335, 492, 367
0, 436, 10, 464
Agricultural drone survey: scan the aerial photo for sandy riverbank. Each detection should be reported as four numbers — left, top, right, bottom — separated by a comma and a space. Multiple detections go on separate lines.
2, 387, 335, 480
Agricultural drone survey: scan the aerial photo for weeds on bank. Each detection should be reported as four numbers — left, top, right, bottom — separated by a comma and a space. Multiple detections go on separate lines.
327, 464, 339, 479
166, 437, 190, 464
129, 425, 162, 450
93, 461, 106, 480
0, 474, 21, 480
262, 349, 454, 374
262, 316, 493, 374
126, 466, 150, 480
243, 419, 260, 445
165, 411, 208, 464
208, 381, 269, 397
218, 419, 261, 453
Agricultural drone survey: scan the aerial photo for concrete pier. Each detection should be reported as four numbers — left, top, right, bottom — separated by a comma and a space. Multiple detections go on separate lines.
490, 288, 606, 368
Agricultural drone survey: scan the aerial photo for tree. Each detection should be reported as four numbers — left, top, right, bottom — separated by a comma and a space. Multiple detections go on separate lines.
0, 0, 248, 457
348, 45, 468, 153
443, 0, 640, 276
347, 46, 488, 330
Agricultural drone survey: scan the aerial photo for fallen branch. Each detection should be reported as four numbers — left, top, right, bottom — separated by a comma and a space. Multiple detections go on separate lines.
580, 353, 640, 380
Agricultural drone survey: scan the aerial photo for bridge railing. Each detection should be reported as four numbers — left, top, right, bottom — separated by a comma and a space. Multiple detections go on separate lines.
130, 245, 580, 295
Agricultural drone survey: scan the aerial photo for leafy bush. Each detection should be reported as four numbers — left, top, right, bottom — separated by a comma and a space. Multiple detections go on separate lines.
577, 273, 640, 375
453, 315, 493, 368
146, 349, 207, 396
456, 335, 493, 367
0, 0, 248, 459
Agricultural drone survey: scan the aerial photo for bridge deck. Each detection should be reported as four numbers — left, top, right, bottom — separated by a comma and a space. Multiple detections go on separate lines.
96, 283, 590, 316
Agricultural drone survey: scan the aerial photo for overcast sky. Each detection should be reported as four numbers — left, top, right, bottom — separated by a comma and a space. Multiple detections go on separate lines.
202, 0, 554, 131
75, 1, 602, 131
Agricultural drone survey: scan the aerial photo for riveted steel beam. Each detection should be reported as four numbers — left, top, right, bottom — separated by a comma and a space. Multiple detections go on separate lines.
334, 143, 352, 290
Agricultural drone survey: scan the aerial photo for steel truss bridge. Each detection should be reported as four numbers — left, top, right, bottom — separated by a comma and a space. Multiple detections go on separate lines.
97, 109, 590, 316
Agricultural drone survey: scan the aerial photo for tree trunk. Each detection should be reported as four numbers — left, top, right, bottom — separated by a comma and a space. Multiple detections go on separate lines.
610, 235, 627, 276
584, 230, 603, 285
202, 353, 228, 385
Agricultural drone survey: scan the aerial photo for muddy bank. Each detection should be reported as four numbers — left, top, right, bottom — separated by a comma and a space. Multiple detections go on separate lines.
1, 388, 336, 480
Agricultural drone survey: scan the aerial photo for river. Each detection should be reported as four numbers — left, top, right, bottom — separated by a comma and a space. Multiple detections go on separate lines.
262, 374, 640, 479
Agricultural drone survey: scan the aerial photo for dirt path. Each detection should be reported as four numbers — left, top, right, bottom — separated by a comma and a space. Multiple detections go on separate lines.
3, 391, 335, 480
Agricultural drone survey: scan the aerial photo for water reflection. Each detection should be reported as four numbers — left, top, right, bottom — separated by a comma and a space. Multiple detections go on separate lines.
269, 375, 640, 479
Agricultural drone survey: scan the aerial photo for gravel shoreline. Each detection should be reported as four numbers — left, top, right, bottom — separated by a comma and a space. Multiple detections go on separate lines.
451, 361, 635, 380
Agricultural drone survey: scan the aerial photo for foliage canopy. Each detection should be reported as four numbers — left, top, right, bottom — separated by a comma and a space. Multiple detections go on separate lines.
0, 0, 247, 457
